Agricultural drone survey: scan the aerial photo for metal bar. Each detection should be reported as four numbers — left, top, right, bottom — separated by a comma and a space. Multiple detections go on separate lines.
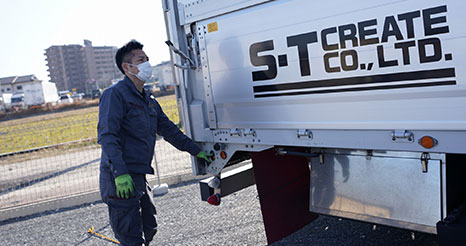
154, 152, 161, 186
276, 148, 319, 158
200, 163, 255, 201
0, 137, 97, 158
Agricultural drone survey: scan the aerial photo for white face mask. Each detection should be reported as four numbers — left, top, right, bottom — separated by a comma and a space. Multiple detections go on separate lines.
127, 61, 152, 82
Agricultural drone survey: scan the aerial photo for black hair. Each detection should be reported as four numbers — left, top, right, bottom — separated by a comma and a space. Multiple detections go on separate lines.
115, 40, 144, 74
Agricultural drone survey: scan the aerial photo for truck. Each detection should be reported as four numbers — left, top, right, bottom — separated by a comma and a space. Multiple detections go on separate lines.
0, 93, 12, 112
9, 94, 25, 110
27, 81, 59, 107
162, 0, 466, 244
10, 81, 59, 109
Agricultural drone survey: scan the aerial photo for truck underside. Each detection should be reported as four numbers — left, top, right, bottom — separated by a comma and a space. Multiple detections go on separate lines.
200, 148, 466, 244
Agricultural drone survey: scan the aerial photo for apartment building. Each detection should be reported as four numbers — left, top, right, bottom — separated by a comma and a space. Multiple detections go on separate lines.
45, 40, 121, 94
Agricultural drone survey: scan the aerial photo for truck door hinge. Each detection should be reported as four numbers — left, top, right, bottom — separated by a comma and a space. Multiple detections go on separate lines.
297, 129, 313, 139
190, 36, 200, 69
244, 128, 256, 137
421, 152, 430, 173
229, 128, 241, 137
391, 130, 414, 143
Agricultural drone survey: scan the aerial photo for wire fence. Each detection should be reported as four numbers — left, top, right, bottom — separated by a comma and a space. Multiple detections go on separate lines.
0, 96, 193, 221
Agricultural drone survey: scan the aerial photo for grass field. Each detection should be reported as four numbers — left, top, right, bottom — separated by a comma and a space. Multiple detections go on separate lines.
0, 95, 179, 155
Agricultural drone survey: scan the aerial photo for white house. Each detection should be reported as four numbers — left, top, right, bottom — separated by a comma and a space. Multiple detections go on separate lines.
0, 75, 59, 108
0, 75, 40, 95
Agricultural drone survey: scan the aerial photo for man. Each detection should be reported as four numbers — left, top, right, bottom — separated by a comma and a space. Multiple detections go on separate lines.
98, 40, 211, 246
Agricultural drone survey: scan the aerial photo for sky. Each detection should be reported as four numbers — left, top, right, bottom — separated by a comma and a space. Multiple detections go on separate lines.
0, 0, 171, 82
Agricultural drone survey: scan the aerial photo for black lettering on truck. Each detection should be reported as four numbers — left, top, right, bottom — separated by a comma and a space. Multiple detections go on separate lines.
249, 5, 453, 89
287, 31, 318, 76
250, 40, 277, 81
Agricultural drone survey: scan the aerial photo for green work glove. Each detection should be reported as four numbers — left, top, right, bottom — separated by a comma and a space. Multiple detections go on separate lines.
115, 174, 135, 199
196, 151, 213, 163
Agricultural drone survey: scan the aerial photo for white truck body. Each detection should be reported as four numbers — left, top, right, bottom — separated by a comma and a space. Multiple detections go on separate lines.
163, 0, 466, 241
0, 93, 12, 111
24, 83, 43, 106
40, 81, 59, 105
13, 81, 59, 108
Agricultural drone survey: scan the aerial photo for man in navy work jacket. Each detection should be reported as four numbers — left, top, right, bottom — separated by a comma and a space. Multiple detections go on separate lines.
98, 40, 212, 246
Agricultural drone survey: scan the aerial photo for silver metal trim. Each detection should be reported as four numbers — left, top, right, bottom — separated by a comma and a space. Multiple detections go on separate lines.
441, 159, 447, 220
197, 23, 217, 128
311, 207, 437, 234
181, 0, 273, 24
309, 151, 443, 234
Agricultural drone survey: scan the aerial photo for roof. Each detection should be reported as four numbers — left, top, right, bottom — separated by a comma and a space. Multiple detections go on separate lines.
0, 75, 41, 85
0, 76, 16, 85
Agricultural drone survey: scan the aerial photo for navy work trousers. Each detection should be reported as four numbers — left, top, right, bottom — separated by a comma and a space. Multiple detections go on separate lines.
100, 171, 157, 246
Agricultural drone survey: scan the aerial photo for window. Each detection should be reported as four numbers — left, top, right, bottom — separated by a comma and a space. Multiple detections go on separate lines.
17, 85, 22, 90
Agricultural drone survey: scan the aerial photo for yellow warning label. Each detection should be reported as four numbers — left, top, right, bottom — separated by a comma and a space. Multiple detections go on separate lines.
207, 22, 218, 33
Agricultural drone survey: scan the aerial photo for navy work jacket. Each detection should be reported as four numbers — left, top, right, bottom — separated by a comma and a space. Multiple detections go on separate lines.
97, 76, 200, 178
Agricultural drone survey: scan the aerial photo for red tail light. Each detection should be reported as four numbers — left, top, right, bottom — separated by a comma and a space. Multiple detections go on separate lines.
207, 194, 221, 206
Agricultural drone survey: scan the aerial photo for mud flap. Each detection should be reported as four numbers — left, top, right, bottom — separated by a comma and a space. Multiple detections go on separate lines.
437, 203, 466, 246
251, 148, 318, 244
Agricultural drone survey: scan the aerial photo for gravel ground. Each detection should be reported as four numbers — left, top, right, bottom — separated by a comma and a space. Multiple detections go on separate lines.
0, 181, 438, 246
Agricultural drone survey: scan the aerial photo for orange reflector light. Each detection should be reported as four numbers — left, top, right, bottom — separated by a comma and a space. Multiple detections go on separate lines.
419, 136, 437, 149
220, 151, 227, 160
207, 194, 221, 206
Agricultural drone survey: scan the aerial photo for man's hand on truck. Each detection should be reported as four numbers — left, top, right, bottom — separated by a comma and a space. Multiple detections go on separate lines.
196, 151, 213, 163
